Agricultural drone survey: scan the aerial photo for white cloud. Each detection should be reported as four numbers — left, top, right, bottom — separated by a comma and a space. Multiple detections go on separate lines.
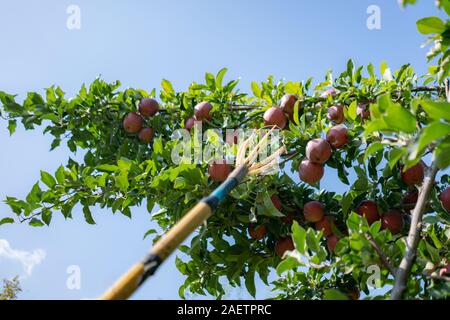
0, 239, 46, 277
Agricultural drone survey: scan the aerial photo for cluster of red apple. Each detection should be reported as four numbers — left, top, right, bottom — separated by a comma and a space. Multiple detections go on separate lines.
260, 93, 352, 185
122, 98, 160, 143
127, 95, 450, 263
184, 101, 213, 131
246, 164, 450, 259
438, 184, 450, 281
183, 100, 240, 182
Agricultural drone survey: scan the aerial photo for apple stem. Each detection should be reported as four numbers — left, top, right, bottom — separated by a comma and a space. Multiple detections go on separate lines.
391, 162, 439, 300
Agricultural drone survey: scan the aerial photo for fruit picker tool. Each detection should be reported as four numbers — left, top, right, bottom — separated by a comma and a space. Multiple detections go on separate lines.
100, 126, 285, 300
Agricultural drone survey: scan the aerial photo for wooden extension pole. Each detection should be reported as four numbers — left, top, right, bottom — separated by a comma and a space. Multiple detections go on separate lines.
99, 165, 248, 300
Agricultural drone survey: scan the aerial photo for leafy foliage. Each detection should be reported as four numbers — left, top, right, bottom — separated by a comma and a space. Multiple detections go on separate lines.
1, 3, 450, 300
400, 0, 450, 81
1, 62, 449, 299
0, 276, 21, 300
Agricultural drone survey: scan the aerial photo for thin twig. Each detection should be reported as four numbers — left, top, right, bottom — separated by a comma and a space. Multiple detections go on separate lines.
425, 272, 450, 282
445, 79, 450, 102
224, 86, 446, 120
365, 232, 397, 275
390, 162, 439, 299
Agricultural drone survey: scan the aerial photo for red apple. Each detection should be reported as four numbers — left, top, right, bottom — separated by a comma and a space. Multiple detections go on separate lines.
275, 237, 295, 258
438, 263, 450, 276
139, 98, 160, 117
356, 200, 380, 225
346, 287, 360, 300
298, 159, 324, 185
281, 214, 295, 225
208, 160, 231, 182
280, 94, 299, 119
306, 138, 332, 164
123, 112, 144, 134
326, 125, 349, 149
402, 191, 419, 212
138, 128, 154, 144
263, 107, 287, 129
381, 209, 404, 234
225, 130, 240, 145
320, 88, 338, 98
356, 102, 370, 120
439, 187, 450, 212
315, 216, 334, 237
327, 105, 345, 124
401, 161, 425, 186
194, 101, 212, 121
185, 117, 197, 131
271, 194, 282, 211
327, 235, 339, 253
249, 224, 267, 240
303, 201, 325, 222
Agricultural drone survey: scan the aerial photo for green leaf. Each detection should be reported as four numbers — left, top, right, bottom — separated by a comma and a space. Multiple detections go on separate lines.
435, 136, 450, 169
349, 236, 364, 251
0, 217, 14, 225
416, 17, 446, 34
430, 225, 442, 249
420, 100, 450, 121
364, 142, 385, 161
42, 209, 52, 226
347, 101, 357, 121
97, 164, 118, 172
388, 147, 406, 169
380, 61, 388, 76
370, 220, 382, 237
146, 198, 155, 213
347, 59, 354, 82
424, 241, 440, 264
305, 228, 321, 253
26, 183, 41, 204
284, 81, 300, 94
251, 81, 262, 98
410, 122, 450, 160
7, 119, 16, 135
442, 0, 450, 16
83, 206, 95, 224
245, 271, 256, 298
293, 100, 301, 126
255, 191, 285, 217
29, 218, 44, 227
161, 79, 174, 95
291, 221, 306, 254
205, 72, 215, 90
276, 256, 301, 275
55, 166, 65, 185
383, 103, 416, 133
323, 289, 349, 300
143, 229, 156, 239
215, 68, 227, 89
40, 171, 56, 188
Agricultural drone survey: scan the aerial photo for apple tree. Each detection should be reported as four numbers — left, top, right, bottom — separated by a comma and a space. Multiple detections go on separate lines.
1, 2, 450, 300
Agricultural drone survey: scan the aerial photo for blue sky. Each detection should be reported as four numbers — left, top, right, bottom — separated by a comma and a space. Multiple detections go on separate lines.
0, 0, 445, 299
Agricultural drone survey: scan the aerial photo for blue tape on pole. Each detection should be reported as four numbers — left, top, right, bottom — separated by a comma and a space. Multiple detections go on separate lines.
211, 177, 238, 202
202, 177, 238, 210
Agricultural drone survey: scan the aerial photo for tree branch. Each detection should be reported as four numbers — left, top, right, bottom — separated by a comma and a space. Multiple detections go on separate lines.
426, 272, 450, 282
390, 162, 439, 299
225, 85, 444, 111
365, 232, 397, 276
445, 79, 450, 102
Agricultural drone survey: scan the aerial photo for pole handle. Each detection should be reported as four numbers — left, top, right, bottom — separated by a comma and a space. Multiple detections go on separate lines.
99, 201, 212, 300
151, 202, 212, 259
99, 263, 145, 300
